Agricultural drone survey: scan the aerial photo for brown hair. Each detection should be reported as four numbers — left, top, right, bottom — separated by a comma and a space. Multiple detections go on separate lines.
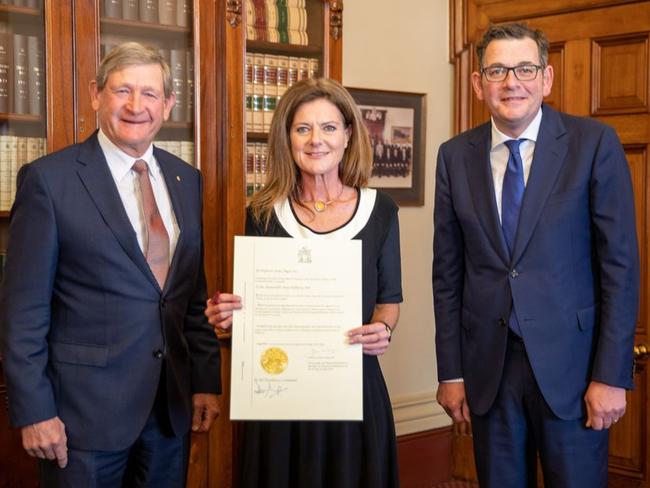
249, 77, 372, 228
476, 22, 549, 68
95, 42, 173, 98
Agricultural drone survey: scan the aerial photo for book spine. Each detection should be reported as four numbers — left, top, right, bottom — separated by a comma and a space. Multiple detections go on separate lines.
262, 54, 278, 132
0, 135, 9, 211
276, 0, 288, 44
0, 26, 11, 114
246, 143, 255, 197
139, 0, 158, 23
276, 55, 289, 99
245, 54, 253, 131
252, 53, 264, 132
308, 57, 319, 78
265, 0, 279, 43
26, 136, 40, 164
122, 0, 138, 20
245, 0, 256, 40
186, 49, 194, 123
180, 140, 194, 165
252, 0, 267, 42
176, 0, 191, 27
168, 140, 181, 159
158, 0, 175, 25
256, 143, 267, 191
298, 57, 309, 81
27, 35, 43, 116
12, 34, 28, 115
13, 136, 27, 203
170, 48, 186, 122
104, 0, 122, 18
287, 56, 299, 87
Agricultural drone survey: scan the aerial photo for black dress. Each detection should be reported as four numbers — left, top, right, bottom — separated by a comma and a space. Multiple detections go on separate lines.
241, 188, 403, 488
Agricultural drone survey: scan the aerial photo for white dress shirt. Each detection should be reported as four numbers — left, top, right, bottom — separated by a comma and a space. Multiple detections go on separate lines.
98, 129, 180, 264
490, 108, 543, 222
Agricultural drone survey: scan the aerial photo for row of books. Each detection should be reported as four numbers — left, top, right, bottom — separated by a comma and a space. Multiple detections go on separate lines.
246, 53, 318, 133
246, 0, 309, 45
0, 136, 46, 211
246, 142, 268, 197
155, 139, 194, 165
103, 0, 191, 27
0, 27, 44, 116
0, 0, 40, 8
101, 44, 193, 124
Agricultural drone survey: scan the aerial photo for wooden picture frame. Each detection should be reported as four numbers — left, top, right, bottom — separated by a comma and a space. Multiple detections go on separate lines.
347, 87, 426, 206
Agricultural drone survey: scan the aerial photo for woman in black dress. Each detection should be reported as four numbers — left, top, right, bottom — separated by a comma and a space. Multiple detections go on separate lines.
206, 77, 402, 488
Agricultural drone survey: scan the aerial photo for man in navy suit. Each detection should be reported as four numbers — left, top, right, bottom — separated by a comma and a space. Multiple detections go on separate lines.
433, 23, 639, 487
0, 42, 221, 486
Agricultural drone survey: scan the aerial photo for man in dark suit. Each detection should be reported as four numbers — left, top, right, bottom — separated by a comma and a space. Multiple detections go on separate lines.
433, 23, 639, 487
0, 42, 221, 486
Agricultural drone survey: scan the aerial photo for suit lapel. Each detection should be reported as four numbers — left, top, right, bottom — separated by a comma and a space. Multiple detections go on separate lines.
155, 148, 185, 293
511, 105, 569, 263
465, 123, 511, 265
75, 132, 161, 291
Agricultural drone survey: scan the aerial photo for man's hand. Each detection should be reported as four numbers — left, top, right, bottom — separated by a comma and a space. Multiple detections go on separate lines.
437, 382, 471, 423
191, 393, 220, 432
21, 416, 68, 468
584, 380, 626, 430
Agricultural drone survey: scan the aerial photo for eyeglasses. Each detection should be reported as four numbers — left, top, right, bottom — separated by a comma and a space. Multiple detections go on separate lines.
481, 64, 543, 82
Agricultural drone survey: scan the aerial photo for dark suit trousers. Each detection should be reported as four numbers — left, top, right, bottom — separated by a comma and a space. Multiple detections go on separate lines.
470, 333, 609, 488
39, 367, 189, 488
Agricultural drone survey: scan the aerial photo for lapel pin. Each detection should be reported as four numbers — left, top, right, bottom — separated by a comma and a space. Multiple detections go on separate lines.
176, 176, 181, 182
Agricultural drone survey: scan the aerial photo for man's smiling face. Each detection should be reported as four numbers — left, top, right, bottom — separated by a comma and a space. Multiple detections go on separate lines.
90, 63, 175, 158
471, 37, 553, 138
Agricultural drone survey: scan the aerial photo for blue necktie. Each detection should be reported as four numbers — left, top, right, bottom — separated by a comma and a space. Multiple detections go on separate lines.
502, 139, 525, 336
502, 139, 525, 256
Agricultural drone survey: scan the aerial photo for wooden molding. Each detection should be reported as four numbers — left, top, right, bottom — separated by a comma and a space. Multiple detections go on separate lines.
226, 0, 242, 28
328, 0, 343, 41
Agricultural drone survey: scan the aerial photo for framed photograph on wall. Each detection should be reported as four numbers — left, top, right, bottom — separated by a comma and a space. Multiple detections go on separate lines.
347, 87, 426, 206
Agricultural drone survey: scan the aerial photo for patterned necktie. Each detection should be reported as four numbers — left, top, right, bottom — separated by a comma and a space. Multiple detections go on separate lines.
502, 139, 525, 256
132, 159, 169, 289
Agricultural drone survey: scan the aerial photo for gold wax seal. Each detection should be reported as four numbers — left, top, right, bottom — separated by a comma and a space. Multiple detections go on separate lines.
260, 347, 288, 375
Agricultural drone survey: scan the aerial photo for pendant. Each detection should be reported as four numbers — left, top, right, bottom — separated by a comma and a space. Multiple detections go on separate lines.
314, 200, 327, 212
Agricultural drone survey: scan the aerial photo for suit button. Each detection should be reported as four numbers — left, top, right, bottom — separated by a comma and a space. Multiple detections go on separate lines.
498, 318, 506, 327
160, 299, 166, 307
153, 349, 164, 359
510, 269, 519, 278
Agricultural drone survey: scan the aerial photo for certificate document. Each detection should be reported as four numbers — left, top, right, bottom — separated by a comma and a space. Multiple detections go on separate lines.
230, 235, 363, 421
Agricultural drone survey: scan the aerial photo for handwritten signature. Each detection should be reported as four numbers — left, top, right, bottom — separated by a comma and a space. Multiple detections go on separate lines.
254, 380, 288, 398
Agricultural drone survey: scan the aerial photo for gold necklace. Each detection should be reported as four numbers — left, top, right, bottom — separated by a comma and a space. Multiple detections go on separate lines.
306, 185, 345, 213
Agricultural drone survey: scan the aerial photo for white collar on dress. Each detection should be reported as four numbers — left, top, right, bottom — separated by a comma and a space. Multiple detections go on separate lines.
274, 187, 377, 240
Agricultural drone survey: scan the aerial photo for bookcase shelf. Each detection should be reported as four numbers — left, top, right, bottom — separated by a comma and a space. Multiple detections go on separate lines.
247, 131, 268, 142
101, 17, 192, 37
246, 39, 322, 56
0, 5, 41, 18
0, 113, 43, 123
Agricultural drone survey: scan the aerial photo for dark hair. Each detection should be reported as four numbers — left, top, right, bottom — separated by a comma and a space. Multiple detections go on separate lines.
476, 23, 549, 68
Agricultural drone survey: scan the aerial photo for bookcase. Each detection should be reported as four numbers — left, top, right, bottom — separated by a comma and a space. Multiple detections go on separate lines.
0, 0, 342, 486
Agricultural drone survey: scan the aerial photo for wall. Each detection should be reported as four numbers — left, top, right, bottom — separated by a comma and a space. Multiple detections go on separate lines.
343, 0, 453, 435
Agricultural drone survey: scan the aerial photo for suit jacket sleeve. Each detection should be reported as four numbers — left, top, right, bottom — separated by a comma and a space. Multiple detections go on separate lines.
0, 163, 59, 427
432, 145, 465, 381
590, 126, 639, 389
183, 172, 221, 394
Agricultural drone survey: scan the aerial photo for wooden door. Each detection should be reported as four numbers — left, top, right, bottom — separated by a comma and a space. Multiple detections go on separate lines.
450, 1, 650, 485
